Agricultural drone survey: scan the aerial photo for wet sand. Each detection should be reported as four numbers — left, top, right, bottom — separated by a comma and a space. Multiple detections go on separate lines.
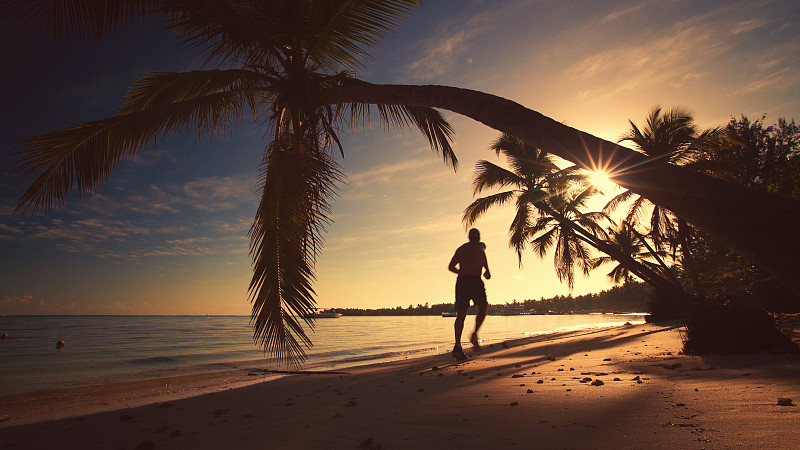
1, 322, 799, 449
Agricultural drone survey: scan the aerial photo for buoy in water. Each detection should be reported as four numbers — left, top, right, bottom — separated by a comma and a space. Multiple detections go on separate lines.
56, 340, 65, 349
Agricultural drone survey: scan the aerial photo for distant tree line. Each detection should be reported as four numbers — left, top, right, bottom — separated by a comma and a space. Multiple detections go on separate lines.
334, 282, 649, 316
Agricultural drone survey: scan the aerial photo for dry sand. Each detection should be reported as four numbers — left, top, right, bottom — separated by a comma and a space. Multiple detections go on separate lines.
1, 322, 799, 449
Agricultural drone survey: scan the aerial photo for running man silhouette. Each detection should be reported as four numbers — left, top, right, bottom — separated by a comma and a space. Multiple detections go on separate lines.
448, 228, 490, 360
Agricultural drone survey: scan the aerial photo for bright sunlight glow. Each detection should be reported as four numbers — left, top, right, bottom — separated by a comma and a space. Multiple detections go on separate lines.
589, 171, 617, 194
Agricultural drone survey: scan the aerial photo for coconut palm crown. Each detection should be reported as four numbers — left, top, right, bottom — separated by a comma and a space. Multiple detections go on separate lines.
462, 133, 582, 265
8, 0, 456, 366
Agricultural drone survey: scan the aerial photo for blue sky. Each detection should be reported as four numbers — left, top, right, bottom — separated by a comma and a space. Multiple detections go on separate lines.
2, 0, 799, 315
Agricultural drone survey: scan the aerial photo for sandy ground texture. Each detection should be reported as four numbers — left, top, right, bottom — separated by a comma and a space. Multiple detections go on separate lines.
1, 322, 799, 449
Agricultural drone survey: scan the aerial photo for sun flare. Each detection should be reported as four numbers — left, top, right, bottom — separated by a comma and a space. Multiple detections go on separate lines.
589, 171, 617, 193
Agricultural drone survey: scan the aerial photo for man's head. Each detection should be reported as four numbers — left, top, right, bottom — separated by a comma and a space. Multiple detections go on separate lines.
468, 228, 480, 242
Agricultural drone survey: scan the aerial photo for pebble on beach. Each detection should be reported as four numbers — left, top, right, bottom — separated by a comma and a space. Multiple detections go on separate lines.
777, 398, 794, 406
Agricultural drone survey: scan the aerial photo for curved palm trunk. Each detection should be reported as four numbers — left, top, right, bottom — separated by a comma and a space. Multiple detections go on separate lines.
320, 81, 800, 298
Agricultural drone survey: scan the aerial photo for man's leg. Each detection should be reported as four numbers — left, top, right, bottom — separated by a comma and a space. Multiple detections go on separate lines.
452, 308, 468, 360
454, 308, 468, 347
470, 303, 487, 351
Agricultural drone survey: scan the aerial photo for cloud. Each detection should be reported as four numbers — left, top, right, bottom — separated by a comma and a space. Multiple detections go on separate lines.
600, 2, 651, 24
341, 158, 438, 201
3, 294, 34, 304
730, 18, 766, 35
405, 28, 479, 82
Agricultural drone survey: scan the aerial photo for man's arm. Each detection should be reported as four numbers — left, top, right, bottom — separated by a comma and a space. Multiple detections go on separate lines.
448, 251, 459, 274
482, 252, 491, 279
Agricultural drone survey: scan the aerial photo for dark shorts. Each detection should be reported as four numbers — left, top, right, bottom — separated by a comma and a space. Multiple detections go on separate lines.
455, 275, 487, 311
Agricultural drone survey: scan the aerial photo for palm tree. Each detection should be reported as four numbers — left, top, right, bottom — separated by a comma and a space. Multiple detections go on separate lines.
526, 189, 610, 290
465, 134, 689, 300
7, 2, 800, 361
591, 221, 670, 285
462, 134, 571, 265
605, 106, 713, 297
9, 0, 456, 366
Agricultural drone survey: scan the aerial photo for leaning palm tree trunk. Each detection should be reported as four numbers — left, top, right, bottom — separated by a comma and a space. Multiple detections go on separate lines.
320, 80, 800, 298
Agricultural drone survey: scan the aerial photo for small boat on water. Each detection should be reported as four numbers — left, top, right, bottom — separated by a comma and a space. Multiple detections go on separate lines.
441, 312, 458, 317
311, 308, 342, 318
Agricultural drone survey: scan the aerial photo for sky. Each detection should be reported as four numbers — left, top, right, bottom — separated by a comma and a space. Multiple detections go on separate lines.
1, 0, 799, 315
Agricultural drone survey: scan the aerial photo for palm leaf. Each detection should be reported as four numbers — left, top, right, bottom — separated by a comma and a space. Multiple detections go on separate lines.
462, 191, 517, 227
15, 84, 256, 214
509, 196, 531, 266
3, 0, 159, 41
307, 0, 419, 71
472, 160, 523, 194
355, 103, 457, 169
249, 133, 343, 367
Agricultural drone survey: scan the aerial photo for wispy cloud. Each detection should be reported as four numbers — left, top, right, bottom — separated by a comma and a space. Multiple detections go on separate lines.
600, 1, 652, 24
730, 18, 766, 35
405, 28, 479, 82
341, 158, 438, 201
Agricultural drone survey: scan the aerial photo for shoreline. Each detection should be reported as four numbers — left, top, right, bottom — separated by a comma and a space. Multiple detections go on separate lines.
2, 322, 799, 449
0, 325, 629, 427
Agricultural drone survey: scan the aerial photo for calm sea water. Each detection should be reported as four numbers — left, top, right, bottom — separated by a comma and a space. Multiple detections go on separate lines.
0, 314, 644, 397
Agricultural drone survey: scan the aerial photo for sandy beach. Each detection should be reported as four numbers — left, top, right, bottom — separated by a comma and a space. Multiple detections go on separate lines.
2, 322, 799, 449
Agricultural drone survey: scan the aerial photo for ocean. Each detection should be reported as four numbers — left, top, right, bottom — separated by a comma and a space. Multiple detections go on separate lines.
0, 314, 644, 397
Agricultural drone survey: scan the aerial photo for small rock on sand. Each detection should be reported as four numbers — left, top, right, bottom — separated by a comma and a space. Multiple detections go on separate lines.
119, 414, 133, 422
134, 439, 155, 450
360, 437, 374, 448
590, 379, 604, 386
777, 398, 794, 406
510, 401, 519, 406
346, 400, 357, 407
526, 389, 533, 393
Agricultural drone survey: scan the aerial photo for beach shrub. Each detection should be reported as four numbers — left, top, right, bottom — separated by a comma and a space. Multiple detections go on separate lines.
644, 288, 687, 323
682, 293, 800, 354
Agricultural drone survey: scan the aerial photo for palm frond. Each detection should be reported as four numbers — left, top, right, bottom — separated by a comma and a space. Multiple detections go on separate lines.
509, 197, 531, 266
603, 188, 634, 214
120, 69, 268, 116
529, 220, 557, 258
15, 85, 254, 214
3, 0, 159, 42
462, 191, 517, 227
307, 0, 419, 71
355, 103, 457, 169
249, 132, 343, 367
472, 160, 523, 194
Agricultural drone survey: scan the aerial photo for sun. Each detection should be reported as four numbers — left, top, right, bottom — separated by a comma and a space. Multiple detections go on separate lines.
588, 170, 617, 193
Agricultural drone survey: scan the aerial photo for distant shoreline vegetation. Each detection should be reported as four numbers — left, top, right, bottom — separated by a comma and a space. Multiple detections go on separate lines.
333, 282, 650, 316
